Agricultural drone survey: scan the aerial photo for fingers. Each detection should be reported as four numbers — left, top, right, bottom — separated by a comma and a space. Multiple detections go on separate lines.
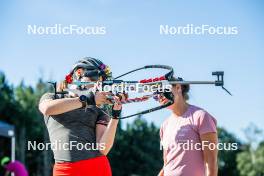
57, 81, 67, 91
95, 92, 124, 107
116, 92, 128, 101
113, 96, 122, 110
95, 92, 116, 105
113, 96, 121, 105
158, 95, 169, 105
160, 99, 168, 105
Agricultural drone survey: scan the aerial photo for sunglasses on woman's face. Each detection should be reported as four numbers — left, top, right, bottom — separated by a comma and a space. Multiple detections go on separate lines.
77, 76, 98, 90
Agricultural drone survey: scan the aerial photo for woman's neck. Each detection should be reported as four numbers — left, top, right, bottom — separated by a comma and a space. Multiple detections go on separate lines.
171, 99, 189, 117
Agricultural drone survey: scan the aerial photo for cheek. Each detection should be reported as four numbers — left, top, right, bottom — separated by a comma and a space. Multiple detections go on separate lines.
172, 88, 178, 95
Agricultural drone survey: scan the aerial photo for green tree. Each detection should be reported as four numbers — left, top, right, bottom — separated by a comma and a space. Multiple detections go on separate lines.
0, 72, 18, 124
109, 116, 163, 176
0, 73, 53, 176
217, 127, 242, 176
236, 124, 264, 176
14, 80, 52, 175
237, 144, 264, 176
0, 72, 18, 175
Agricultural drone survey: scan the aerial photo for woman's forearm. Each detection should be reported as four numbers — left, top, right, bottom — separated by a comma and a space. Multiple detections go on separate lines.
99, 119, 119, 155
201, 133, 218, 176
206, 157, 218, 176
39, 97, 82, 116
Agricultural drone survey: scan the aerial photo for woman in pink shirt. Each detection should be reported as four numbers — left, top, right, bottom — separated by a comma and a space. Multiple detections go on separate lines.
158, 77, 218, 176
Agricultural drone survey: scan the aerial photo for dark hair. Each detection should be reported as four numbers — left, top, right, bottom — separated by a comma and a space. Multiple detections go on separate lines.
171, 77, 190, 100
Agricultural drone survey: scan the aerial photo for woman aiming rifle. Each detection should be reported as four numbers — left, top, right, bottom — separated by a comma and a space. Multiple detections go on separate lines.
39, 57, 122, 176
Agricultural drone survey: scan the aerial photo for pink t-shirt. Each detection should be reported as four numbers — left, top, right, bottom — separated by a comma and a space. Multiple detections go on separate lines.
5, 161, 28, 176
160, 105, 217, 176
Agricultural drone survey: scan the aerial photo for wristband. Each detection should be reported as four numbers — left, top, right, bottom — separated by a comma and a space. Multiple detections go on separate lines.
79, 95, 87, 108
112, 108, 122, 118
86, 92, 96, 105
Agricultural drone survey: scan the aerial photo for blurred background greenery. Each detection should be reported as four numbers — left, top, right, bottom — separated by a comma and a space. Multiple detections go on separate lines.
0, 71, 263, 176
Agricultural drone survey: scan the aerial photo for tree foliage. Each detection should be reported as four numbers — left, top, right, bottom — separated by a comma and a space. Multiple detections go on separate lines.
236, 125, 264, 176
217, 127, 242, 176
109, 116, 163, 176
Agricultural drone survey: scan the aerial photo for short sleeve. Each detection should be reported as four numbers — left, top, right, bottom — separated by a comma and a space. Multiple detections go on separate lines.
197, 111, 217, 135
39, 93, 55, 104
39, 93, 56, 124
96, 109, 110, 126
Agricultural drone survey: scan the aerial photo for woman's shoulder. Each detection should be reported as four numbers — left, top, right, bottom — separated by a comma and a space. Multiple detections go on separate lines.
39, 92, 66, 104
189, 104, 208, 116
189, 104, 217, 124
39, 92, 55, 103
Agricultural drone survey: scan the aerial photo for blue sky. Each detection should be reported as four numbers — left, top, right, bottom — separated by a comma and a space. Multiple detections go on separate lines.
0, 0, 263, 141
